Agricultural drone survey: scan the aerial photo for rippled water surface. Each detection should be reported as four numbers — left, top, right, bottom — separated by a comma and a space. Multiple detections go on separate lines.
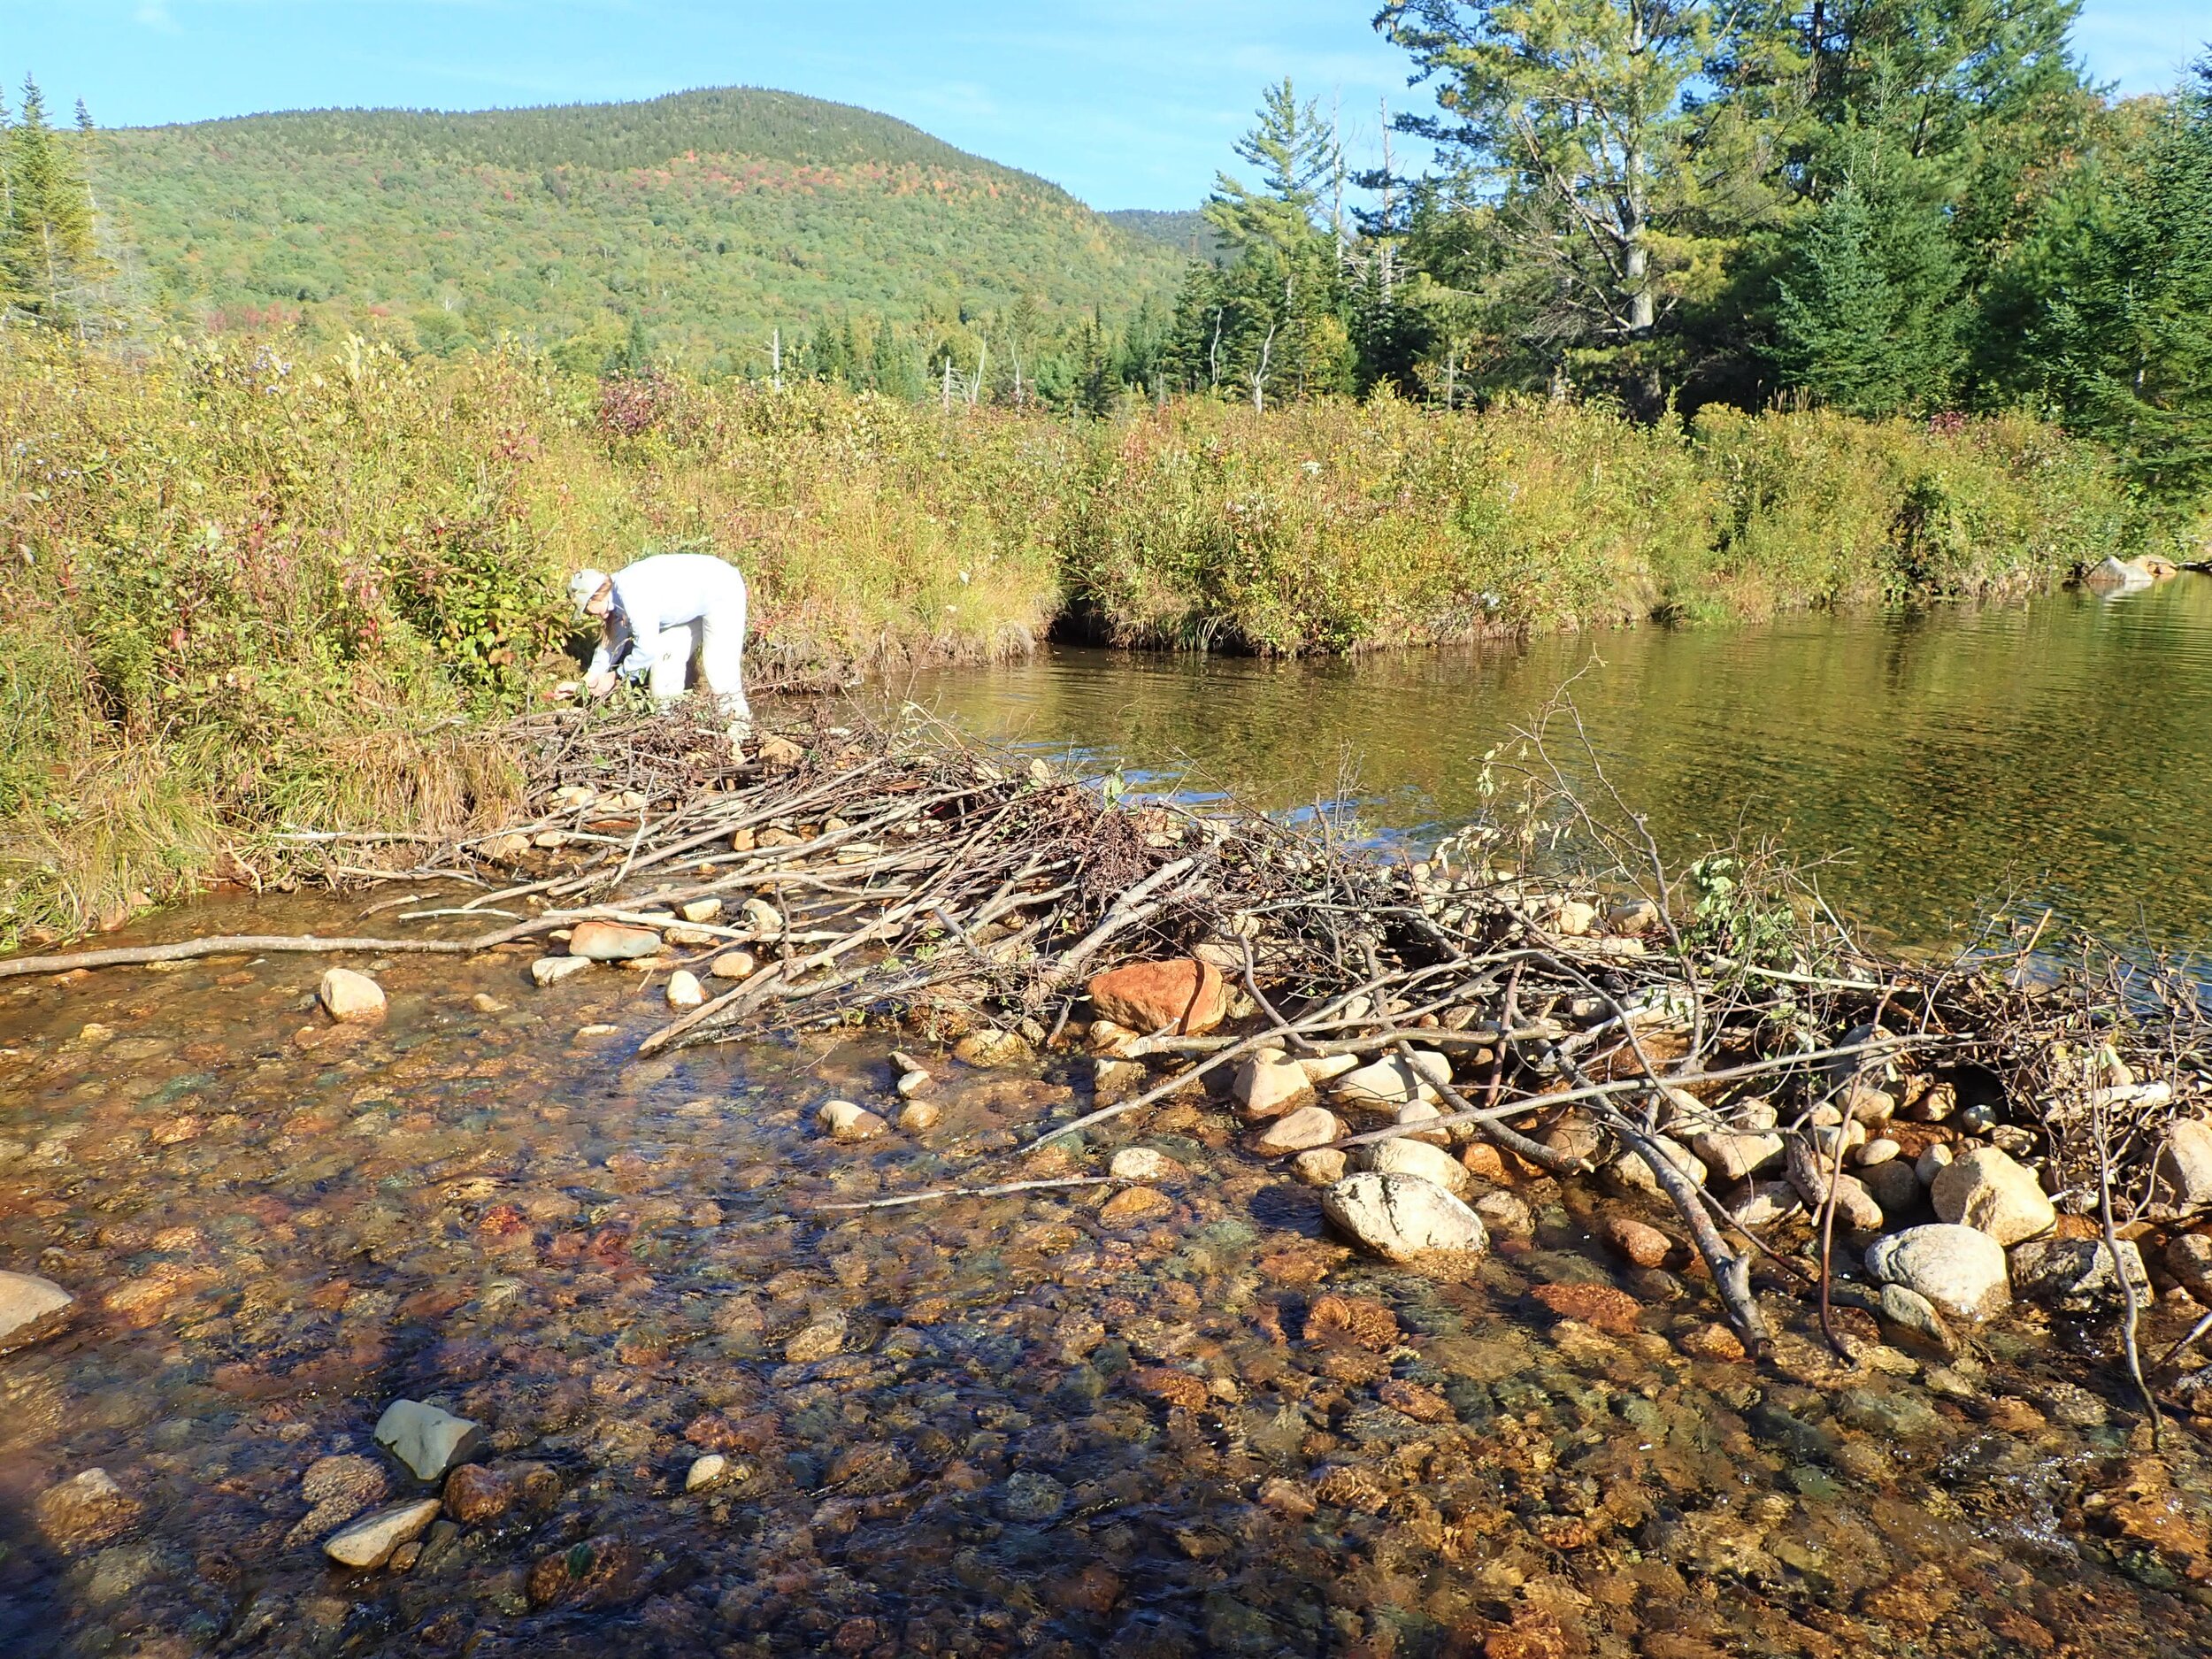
910, 575, 2212, 962
6, 889, 2212, 1655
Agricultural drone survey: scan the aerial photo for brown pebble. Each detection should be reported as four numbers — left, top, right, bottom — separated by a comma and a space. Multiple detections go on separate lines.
1598, 1214, 1675, 1269
1128, 1366, 1210, 1410
1528, 1280, 1643, 1335
1377, 1379, 1455, 1424
1461, 1141, 1509, 1184
1677, 1321, 1748, 1362
1098, 1186, 1173, 1227
442, 1463, 512, 1525
1304, 1294, 1399, 1352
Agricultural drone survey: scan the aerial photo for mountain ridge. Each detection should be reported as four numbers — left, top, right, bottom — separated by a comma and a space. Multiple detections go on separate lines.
89, 86, 1188, 371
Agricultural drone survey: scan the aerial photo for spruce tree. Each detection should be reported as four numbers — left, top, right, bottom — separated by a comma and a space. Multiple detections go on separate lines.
2, 76, 104, 332
1770, 184, 1907, 413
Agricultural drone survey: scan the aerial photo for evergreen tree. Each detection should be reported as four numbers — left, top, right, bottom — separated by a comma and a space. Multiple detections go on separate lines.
2016, 57, 2212, 507
1768, 142, 1963, 414
2, 77, 105, 332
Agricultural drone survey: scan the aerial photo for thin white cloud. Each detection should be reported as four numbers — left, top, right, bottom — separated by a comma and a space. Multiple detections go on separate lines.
134, 0, 181, 30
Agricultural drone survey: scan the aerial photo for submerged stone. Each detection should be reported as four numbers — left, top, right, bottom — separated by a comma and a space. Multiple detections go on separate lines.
1321, 1171, 1488, 1264
374, 1400, 485, 1481
0, 1270, 73, 1342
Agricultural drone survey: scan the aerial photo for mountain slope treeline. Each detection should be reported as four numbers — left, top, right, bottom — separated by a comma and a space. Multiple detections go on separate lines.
77, 86, 1186, 378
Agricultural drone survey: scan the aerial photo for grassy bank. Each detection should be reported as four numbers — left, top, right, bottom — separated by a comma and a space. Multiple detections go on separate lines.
0, 336, 2135, 945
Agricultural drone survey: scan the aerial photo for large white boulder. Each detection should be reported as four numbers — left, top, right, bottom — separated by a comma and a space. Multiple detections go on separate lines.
1332, 1051, 1450, 1110
1321, 1172, 1488, 1264
1367, 1137, 1475, 1198
1931, 1147, 2055, 1245
1864, 1225, 2011, 1324
373, 1400, 484, 1481
319, 968, 387, 1025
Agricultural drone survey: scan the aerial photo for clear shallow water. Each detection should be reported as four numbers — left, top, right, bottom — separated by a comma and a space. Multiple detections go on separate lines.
906, 574, 2212, 965
5, 894, 2212, 1655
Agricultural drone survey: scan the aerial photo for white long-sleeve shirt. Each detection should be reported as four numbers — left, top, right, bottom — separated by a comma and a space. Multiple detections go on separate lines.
587, 553, 749, 681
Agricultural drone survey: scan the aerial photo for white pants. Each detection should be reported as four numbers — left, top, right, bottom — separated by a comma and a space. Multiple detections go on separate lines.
641, 607, 749, 722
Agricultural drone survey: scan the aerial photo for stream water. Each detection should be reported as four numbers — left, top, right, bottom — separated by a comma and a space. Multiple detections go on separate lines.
5, 580, 2212, 1656
912, 573, 2212, 967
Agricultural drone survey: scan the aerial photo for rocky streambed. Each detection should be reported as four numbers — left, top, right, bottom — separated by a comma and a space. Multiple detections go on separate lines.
4, 891, 2212, 1658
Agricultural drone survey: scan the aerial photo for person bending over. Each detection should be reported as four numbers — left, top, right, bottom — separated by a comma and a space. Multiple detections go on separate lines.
569, 552, 752, 739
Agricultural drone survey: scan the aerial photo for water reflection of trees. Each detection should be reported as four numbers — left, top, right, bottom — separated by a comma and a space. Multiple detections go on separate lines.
915, 579, 2212, 953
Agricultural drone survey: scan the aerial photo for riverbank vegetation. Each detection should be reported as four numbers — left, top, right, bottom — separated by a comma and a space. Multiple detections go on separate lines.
0, 334, 2132, 945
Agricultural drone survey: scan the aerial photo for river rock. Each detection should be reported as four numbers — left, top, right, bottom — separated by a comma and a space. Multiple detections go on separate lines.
531, 955, 592, 987
319, 968, 387, 1024
325, 1499, 441, 1570
953, 1029, 1031, 1067
2154, 1118, 2212, 1208
1086, 958, 1228, 1036
709, 949, 758, 980
1931, 1147, 2055, 1245
1321, 1172, 1488, 1264
1855, 1137, 1902, 1167
1692, 1128, 1785, 1183
567, 920, 662, 961
1550, 899, 1598, 937
1877, 1284, 1955, 1352
686, 1454, 730, 1493
1471, 1188, 1534, 1235
1234, 1053, 1314, 1119
441, 1463, 513, 1524
1255, 1105, 1341, 1156
784, 1314, 847, 1364
664, 970, 706, 1010
1099, 1186, 1174, 1226
1607, 899, 1662, 935
1786, 1136, 1884, 1231
741, 897, 784, 939
1109, 1147, 1183, 1182
1609, 1135, 1707, 1196
818, 1101, 888, 1142
1599, 1215, 1674, 1268
1727, 1180, 1801, 1229
2011, 1237, 2151, 1311
1292, 1148, 1346, 1187
1864, 1224, 2012, 1323
1916, 1143, 1954, 1186
895, 1067, 933, 1099
1860, 1156, 1922, 1217
1332, 1052, 1449, 1110
375, 1401, 484, 1481
2165, 1233, 2212, 1303
679, 897, 724, 924
1368, 1137, 1473, 1197
0, 1270, 73, 1342
35, 1470, 140, 1553
1093, 1057, 1148, 1100
895, 1100, 941, 1133
1001, 1471, 1068, 1524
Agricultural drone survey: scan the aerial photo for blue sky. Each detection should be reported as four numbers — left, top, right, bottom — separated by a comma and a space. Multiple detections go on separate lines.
3, 1, 2203, 210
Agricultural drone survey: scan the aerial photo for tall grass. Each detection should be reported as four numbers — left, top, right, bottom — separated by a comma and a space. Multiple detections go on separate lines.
0, 334, 2132, 944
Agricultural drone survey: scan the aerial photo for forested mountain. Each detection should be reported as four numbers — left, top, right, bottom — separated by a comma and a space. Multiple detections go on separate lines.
83, 87, 1186, 374
1104, 209, 1224, 264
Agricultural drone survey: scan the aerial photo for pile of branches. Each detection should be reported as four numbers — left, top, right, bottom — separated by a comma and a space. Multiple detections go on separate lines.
7, 699, 2209, 1385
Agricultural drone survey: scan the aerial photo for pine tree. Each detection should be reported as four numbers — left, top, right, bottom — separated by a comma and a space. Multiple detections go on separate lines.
2, 76, 106, 332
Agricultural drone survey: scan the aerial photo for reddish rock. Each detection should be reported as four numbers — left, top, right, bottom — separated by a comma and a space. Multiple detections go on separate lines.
1098, 1186, 1174, 1227
35, 1469, 141, 1554
1304, 1294, 1399, 1352
1528, 1280, 1643, 1335
1597, 1214, 1676, 1268
1128, 1366, 1210, 1410
1677, 1321, 1748, 1362
1378, 1379, 1455, 1424
1086, 957, 1229, 1037
1462, 1142, 1509, 1184
526, 1534, 639, 1609
442, 1463, 513, 1525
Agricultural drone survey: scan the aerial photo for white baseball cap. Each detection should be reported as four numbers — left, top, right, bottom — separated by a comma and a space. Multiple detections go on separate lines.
567, 569, 611, 613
